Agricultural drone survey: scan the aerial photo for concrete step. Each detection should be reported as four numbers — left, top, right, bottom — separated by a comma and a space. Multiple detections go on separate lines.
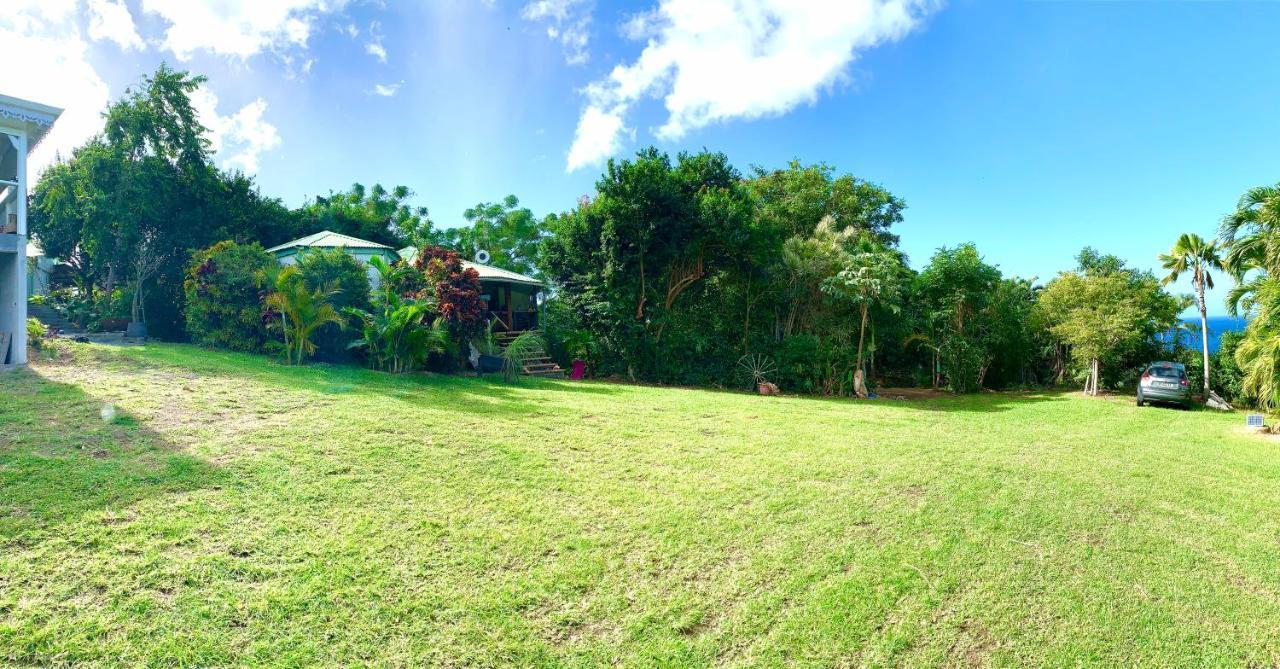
27, 303, 81, 333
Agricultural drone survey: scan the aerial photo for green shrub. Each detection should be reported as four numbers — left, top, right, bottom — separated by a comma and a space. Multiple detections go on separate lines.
27, 318, 48, 349
294, 248, 372, 361
184, 241, 277, 352
1211, 330, 1251, 405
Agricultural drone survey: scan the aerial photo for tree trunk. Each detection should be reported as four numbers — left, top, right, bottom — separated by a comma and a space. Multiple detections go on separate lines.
1197, 277, 1210, 395
933, 350, 940, 390
856, 303, 869, 374
104, 263, 117, 298
131, 278, 144, 323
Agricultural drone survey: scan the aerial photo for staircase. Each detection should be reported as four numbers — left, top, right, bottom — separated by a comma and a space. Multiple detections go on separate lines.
27, 302, 81, 335
495, 330, 565, 378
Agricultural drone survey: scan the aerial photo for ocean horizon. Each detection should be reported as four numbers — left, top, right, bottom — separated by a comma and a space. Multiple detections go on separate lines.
1169, 316, 1248, 354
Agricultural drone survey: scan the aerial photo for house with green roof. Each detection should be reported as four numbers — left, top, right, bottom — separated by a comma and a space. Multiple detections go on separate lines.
266, 230, 401, 287
264, 231, 547, 334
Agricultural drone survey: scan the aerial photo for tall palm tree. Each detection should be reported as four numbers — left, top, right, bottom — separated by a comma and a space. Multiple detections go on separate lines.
1220, 184, 1280, 313
1159, 233, 1223, 394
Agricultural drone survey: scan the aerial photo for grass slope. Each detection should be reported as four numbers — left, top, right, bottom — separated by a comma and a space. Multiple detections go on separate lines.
2, 343, 1279, 667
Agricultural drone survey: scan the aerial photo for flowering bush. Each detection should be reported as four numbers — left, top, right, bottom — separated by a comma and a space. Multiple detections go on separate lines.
183, 241, 277, 352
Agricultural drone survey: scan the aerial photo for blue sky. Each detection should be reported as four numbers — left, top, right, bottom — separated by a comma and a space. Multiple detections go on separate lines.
8, 1, 1280, 315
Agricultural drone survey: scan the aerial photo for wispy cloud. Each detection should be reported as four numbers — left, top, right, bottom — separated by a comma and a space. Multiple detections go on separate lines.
566, 0, 938, 171
523, 0, 591, 65
368, 81, 403, 97
364, 20, 386, 63
1, 1, 111, 175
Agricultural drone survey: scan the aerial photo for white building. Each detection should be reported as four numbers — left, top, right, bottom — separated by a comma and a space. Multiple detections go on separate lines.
1, 94, 61, 367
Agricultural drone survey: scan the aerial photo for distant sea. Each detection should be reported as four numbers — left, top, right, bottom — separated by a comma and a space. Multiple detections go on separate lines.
1166, 316, 1248, 354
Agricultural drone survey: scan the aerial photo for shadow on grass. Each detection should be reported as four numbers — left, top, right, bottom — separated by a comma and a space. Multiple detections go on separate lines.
0, 367, 227, 540
88, 342, 627, 416
856, 389, 1073, 413
80, 342, 1075, 416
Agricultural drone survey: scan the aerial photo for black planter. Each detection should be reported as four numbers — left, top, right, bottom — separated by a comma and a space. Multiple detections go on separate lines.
478, 354, 504, 373
125, 321, 148, 339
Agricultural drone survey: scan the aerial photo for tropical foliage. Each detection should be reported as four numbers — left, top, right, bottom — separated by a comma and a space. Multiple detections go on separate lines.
344, 257, 449, 373
1035, 251, 1184, 395
184, 241, 276, 353
1159, 233, 1222, 394
33, 63, 1234, 398
500, 331, 546, 383
294, 183, 436, 249
438, 195, 545, 277
292, 248, 372, 360
262, 266, 345, 365
30, 65, 294, 340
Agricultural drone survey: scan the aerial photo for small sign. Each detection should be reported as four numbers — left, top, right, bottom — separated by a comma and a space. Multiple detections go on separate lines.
1247, 414, 1265, 428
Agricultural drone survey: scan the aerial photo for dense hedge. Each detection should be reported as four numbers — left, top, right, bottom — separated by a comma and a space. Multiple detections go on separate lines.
183, 241, 276, 352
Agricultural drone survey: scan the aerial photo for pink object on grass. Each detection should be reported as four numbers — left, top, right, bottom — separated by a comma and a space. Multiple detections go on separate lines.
570, 359, 586, 380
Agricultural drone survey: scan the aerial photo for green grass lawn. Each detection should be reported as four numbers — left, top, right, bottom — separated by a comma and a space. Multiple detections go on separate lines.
3, 343, 1279, 667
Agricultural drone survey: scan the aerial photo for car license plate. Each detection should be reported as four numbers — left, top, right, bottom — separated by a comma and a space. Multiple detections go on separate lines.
1158, 382, 1178, 389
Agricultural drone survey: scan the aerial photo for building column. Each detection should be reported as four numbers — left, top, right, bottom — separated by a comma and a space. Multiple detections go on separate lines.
12, 131, 27, 365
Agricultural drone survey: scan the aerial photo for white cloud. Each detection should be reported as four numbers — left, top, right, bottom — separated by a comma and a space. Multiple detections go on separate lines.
566, 106, 628, 172
565, 0, 938, 171
523, 0, 591, 65
141, 0, 348, 60
191, 87, 282, 174
0, 1, 112, 176
368, 82, 403, 97
86, 0, 145, 50
364, 20, 387, 63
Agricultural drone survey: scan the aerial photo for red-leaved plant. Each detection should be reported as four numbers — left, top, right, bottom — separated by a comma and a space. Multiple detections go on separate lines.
415, 246, 485, 341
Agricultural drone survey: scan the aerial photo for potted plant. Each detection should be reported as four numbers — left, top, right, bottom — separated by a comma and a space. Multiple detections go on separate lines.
562, 329, 596, 380
738, 354, 779, 395
473, 321, 504, 373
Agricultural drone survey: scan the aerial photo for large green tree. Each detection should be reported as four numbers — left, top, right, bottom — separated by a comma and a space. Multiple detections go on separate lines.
749, 160, 904, 245
541, 148, 756, 382
913, 244, 1002, 392
437, 195, 545, 277
294, 183, 434, 249
29, 64, 295, 339
1036, 250, 1184, 395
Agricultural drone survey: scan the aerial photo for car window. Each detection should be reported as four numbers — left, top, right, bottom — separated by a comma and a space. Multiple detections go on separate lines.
1149, 367, 1184, 379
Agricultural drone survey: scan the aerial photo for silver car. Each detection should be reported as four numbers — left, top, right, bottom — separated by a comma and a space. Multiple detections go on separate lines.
1136, 361, 1192, 408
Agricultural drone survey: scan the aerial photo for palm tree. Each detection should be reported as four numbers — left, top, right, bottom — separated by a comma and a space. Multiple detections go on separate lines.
1220, 184, 1280, 313
262, 265, 345, 365
1159, 233, 1223, 394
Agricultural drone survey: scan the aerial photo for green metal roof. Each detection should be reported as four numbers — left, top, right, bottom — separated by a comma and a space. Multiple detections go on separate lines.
267, 230, 394, 255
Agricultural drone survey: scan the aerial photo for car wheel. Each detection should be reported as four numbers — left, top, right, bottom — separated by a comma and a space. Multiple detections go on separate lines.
1136, 391, 1144, 407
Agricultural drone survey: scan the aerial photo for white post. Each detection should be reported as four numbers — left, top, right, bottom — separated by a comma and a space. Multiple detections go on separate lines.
13, 131, 28, 364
